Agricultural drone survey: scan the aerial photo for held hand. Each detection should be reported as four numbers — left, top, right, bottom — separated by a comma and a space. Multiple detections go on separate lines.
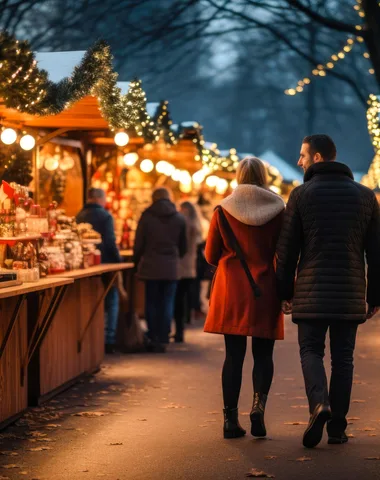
366, 305, 380, 320
281, 300, 293, 315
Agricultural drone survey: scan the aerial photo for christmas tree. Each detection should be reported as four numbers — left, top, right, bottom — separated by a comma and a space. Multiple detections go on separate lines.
125, 79, 156, 143
154, 101, 176, 145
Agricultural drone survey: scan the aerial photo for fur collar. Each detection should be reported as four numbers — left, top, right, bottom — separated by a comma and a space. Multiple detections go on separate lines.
221, 184, 285, 226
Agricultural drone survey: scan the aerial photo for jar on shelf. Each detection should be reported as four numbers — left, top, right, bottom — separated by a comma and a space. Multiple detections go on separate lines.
46, 246, 66, 274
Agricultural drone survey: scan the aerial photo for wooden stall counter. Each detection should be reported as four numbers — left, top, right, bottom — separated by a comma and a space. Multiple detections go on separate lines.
0, 277, 74, 429
38, 262, 134, 403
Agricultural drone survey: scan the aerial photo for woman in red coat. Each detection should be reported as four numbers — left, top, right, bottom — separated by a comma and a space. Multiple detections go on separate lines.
204, 156, 285, 439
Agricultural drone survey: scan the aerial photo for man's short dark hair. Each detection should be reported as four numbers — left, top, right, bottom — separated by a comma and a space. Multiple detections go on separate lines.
303, 134, 337, 162
88, 188, 106, 201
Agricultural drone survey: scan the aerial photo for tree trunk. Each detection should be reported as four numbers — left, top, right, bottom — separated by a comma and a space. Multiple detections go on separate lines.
363, 0, 380, 88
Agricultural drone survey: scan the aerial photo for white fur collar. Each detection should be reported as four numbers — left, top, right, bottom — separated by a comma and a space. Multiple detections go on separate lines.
221, 184, 285, 226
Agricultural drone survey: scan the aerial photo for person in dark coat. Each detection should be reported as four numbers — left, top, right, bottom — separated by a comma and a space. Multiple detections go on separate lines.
77, 188, 127, 354
134, 187, 187, 353
276, 135, 380, 449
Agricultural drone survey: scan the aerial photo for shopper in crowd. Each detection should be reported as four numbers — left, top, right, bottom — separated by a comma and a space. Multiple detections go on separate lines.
276, 134, 380, 449
192, 202, 212, 319
173, 201, 202, 343
134, 187, 187, 353
204, 157, 285, 439
77, 188, 127, 354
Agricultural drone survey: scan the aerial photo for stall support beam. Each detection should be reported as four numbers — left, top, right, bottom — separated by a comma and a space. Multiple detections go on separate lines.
77, 271, 118, 353
0, 294, 26, 360
21, 285, 68, 388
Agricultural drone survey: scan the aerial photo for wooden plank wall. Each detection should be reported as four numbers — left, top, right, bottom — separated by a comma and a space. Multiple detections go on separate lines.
39, 277, 105, 397
39, 285, 82, 396
0, 298, 28, 423
79, 277, 104, 374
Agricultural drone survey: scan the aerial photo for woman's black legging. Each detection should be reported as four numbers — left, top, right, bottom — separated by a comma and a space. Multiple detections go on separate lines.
222, 334, 275, 409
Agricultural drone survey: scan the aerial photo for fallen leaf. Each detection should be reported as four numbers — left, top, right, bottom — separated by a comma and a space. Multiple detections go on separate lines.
347, 434, 355, 438
246, 469, 275, 478
347, 417, 360, 421
109, 443, 123, 446
284, 422, 308, 426
296, 457, 312, 462
0, 452, 19, 456
138, 419, 147, 422
291, 405, 308, 409
72, 412, 106, 417
352, 400, 366, 404
264, 456, 277, 460
365, 457, 380, 460
28, 447, 52, 452
1, 465, 20, 469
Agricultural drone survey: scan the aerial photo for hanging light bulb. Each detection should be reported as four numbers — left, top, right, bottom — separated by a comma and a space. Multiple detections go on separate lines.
179, 170, 192, 185
156, 161, 168, 174
1, 128, 17, 145
123, 152, 139, 166
216, 178, 228, 195
172, 169, 181, 182
206, 175, 219, 188
230, 179, 238, 189
114, 131, 130, 146
20, 134, 36, 151
192, 170, 206, 185
140, 159, 154, 173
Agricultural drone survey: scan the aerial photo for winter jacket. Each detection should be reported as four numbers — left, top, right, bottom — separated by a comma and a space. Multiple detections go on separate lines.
276, 161, 380, 324
76, 203, 121, 264
178, 217, 202, 280
133, 199, 187, 281
204, 184, 285, 339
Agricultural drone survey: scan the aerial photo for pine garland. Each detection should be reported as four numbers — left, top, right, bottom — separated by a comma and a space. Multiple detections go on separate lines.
0, 31, 151, 136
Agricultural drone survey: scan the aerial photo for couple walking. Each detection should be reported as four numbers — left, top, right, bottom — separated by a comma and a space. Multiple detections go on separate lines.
204, 134, 380, 448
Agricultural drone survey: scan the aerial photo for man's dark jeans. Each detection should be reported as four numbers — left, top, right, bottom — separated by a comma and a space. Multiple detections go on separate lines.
298, 321, 358, 435
145, 280, 177, 344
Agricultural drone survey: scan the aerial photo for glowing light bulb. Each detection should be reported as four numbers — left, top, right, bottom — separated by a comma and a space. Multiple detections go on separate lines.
123, 152, 139, 166
230, 179, 238, 189
206, 175, 219, 188
216, 178, 228, 195
114, 131, 129, 146
19, 134, 35, 150
1, 128, 17, 145
140, 159, 154, 173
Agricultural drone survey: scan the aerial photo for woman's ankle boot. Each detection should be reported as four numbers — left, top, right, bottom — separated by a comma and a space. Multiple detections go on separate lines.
223, 407, 246, 439
250, 393, 268, 437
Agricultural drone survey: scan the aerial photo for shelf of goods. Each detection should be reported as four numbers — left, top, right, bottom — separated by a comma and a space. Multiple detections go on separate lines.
0, 263, 134, 429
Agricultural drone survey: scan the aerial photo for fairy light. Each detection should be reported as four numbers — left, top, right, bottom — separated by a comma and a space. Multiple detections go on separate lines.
285, 36, 357, 96
364, 95, 380, 189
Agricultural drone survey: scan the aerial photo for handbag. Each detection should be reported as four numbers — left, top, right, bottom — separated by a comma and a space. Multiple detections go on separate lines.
216, 206, 261, 299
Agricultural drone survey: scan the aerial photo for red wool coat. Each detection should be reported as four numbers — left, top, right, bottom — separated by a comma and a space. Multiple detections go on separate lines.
204, 205, 284, 339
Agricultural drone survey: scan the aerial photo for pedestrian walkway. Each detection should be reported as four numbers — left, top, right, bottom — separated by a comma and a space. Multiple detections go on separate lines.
1, 319, 380, 480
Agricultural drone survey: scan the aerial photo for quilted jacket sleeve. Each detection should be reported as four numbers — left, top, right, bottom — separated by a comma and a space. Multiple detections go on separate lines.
276, 189, 302, 301
205, 209, 223, 267
365, 195, 380, 306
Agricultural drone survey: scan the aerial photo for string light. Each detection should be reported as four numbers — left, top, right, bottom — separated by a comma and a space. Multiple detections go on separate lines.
285, 37, 357, 96
363, 95, 380, 189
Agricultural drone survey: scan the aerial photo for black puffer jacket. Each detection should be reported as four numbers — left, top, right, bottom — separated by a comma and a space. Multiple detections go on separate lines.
276, 162, 380, 324
133, 199, 187, 281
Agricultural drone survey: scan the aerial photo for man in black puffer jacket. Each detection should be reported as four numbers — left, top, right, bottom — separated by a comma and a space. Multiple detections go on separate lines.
277, 135, 380, 449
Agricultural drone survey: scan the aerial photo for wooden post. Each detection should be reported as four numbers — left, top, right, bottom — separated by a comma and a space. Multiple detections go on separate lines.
32, 146, 39, 203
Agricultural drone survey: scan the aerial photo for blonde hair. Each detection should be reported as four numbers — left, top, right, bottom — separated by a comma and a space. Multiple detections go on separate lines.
236, 156, 268, 187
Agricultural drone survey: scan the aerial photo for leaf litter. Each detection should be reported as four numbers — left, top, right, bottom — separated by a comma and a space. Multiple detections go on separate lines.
246, 469, 275, 478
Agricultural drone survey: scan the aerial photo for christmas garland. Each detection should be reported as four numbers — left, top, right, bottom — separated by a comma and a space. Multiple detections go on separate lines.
0, 31, 150, 136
